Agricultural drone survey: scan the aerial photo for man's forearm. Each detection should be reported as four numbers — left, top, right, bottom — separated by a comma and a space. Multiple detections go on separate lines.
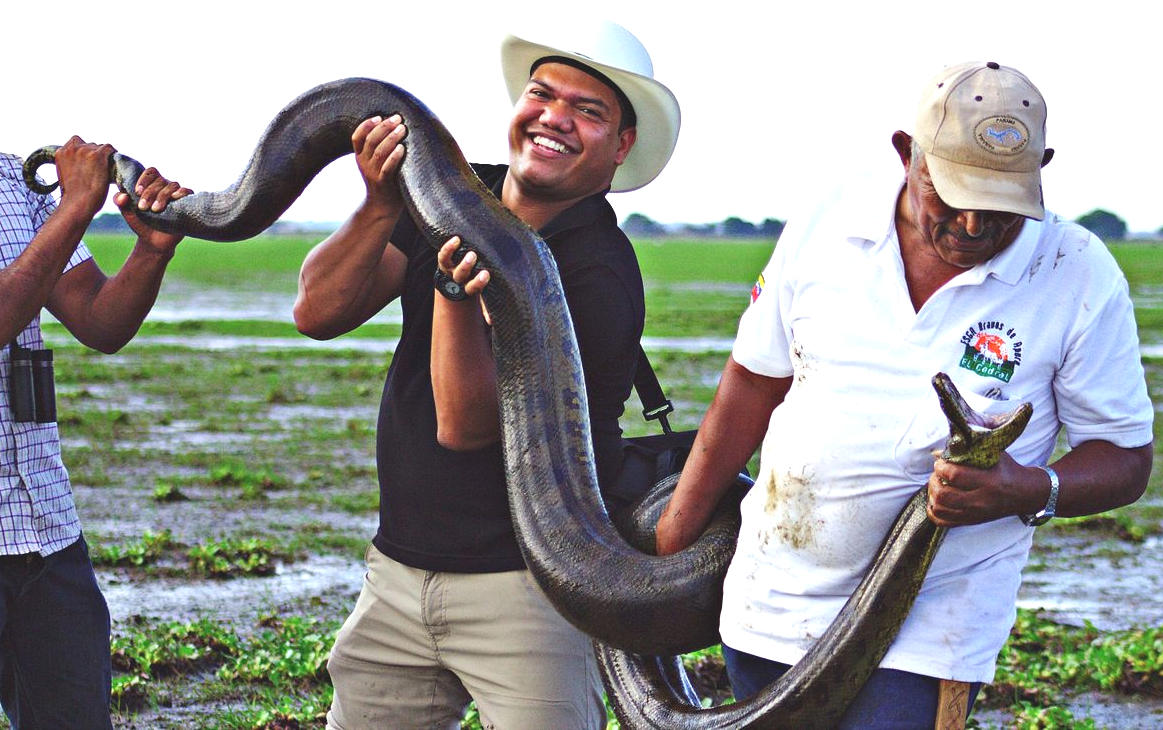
1049, 439, 1153, 518
656, 358, 791, 554
430, 293, 500, 450
0, 197, 92, 344
76, 239, 174, 352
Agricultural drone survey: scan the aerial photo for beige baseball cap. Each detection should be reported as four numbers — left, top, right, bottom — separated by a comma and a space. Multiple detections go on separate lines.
914, 61, 1047, 220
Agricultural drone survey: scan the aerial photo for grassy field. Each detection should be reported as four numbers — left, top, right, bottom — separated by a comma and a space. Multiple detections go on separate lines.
16, 233, 1163, 728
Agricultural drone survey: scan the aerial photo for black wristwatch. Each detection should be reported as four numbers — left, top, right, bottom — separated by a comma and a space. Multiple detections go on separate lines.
1019, 465, 1059, 526
434, 269, 469, 301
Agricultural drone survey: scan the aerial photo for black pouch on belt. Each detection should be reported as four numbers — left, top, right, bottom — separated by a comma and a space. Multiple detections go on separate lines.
7, 343, 56, 423
8, 343, 37, 423
31, 349, 55, 423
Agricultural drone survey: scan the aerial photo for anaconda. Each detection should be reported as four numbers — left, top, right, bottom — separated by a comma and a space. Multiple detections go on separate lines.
598, 372, 1032, 728
25, 79, 1033, 725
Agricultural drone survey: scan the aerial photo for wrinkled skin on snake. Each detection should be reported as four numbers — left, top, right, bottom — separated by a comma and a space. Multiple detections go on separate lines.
24, 80, 1033, 728
599, 373, 1031, 729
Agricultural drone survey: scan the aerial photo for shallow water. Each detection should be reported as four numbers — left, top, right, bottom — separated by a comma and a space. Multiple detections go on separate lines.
1021, 532, 1163, 631
101, 552, 366, 627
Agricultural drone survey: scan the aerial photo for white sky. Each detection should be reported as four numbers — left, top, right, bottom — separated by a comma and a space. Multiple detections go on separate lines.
7, 0, 1160, 233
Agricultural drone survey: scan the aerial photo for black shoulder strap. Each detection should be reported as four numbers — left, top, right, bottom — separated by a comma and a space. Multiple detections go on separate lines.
633, 345, 674, 434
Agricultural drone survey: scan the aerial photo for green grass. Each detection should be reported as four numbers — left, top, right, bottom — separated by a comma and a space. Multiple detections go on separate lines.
633, 237, 773, 283
25, 232, 1163, 728
85, 233, 320, 288
84, 232, 775, 289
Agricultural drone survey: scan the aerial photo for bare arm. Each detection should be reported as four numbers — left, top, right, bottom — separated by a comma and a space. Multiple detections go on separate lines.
430, 237, 499, 450
656, 357, 793, 554
4, 137, 190, 352
928, 438, 1153, 527
0, 138, 112, 344
294, 115, 410, 339
48, 165, 191, 353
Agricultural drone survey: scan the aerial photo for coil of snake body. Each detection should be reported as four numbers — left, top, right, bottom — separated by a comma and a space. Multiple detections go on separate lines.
24, 79, 1033, 728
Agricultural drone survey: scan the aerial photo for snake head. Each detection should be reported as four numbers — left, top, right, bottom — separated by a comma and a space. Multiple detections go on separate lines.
932, 372, 1033, 469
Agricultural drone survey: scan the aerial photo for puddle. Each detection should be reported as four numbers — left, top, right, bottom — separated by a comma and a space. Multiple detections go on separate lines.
42, 284, 403, 326
100, 552, 365, 627
1019, 533, 1163, 631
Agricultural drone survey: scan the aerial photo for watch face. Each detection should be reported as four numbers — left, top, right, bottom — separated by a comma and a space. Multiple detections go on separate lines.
434, 270, 468, 301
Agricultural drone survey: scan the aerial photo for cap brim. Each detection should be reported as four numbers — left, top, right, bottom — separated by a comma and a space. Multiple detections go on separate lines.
501, 35, 680, 192
925, 153, 1045, 220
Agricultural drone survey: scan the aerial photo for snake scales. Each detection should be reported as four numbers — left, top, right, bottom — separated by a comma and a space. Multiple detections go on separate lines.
24, 79, 1033, 727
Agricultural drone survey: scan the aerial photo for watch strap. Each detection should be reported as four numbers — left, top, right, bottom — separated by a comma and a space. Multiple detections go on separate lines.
1019, 465, 1059, 526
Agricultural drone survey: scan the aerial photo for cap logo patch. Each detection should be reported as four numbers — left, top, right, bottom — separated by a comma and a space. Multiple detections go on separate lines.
974, 115, 1029, 156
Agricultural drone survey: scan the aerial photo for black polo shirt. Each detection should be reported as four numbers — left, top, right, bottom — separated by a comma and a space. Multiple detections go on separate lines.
372, 164, 645, 573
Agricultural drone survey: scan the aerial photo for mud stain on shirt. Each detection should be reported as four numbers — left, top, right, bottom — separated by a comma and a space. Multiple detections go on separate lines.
763, 465, 820, 551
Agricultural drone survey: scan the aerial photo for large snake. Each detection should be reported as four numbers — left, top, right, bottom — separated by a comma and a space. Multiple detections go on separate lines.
24, 79, 1033, 726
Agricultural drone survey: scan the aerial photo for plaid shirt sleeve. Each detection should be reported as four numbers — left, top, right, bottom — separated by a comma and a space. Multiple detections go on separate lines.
0, 153, 84, 556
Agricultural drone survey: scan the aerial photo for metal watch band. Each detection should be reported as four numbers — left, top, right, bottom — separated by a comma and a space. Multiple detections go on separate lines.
1020, 465, 1059, 526
433, 269, 469, 301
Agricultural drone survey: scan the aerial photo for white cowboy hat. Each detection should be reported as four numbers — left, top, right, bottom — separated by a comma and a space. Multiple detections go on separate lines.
500, 19, 681, 192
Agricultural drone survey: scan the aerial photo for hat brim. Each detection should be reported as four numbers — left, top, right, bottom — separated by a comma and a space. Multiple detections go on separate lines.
501, 35, 680, 192
925, 153, 1045, 221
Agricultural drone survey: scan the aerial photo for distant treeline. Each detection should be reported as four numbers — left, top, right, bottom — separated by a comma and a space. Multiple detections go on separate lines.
622, 209, 1154, 242
86, 208, 1155, 242
622, 212, 786, 239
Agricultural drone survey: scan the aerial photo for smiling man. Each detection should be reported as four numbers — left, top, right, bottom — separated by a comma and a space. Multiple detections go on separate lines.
293, 19, 679, 730
656, 62, 1153, 728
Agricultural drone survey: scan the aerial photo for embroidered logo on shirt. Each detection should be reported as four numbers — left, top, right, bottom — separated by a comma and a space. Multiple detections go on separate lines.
750, 274, 765, 304
958, 321, 1023, 382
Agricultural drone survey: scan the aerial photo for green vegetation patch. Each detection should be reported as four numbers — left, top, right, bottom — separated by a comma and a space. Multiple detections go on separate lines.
976, 608, 1163, 725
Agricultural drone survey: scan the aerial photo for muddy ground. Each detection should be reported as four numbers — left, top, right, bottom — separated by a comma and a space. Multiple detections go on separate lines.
15, 323, 1163, 728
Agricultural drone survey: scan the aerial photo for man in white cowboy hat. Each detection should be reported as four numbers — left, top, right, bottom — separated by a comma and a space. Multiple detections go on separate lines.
657, 61, 1152, 727
294, 18, 679, 729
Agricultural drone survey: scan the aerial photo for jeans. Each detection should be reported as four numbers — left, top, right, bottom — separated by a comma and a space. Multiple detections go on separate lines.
0, 537, 113, 730
723, 644, 981, 729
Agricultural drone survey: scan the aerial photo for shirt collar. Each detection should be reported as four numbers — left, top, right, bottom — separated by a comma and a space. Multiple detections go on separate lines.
485, 165, 611, 240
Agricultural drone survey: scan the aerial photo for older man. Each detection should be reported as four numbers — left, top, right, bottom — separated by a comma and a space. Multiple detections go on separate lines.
294, 19, 680, 730
657, 61, 1153, 728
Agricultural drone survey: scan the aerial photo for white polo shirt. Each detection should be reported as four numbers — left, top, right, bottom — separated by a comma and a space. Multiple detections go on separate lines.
722, 166, 1153, 683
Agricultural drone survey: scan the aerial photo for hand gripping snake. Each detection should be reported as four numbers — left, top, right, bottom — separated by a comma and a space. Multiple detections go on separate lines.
24, 79, 1033, 728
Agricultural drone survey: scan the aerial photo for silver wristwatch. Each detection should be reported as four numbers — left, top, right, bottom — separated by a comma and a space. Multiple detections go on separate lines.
1019, 465, 1059, 526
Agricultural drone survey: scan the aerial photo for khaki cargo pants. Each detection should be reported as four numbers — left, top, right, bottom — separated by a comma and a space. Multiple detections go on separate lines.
326, 545, 605, 730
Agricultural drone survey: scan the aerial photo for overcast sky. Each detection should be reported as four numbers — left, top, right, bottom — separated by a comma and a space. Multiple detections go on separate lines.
7, 0, 1159, 233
